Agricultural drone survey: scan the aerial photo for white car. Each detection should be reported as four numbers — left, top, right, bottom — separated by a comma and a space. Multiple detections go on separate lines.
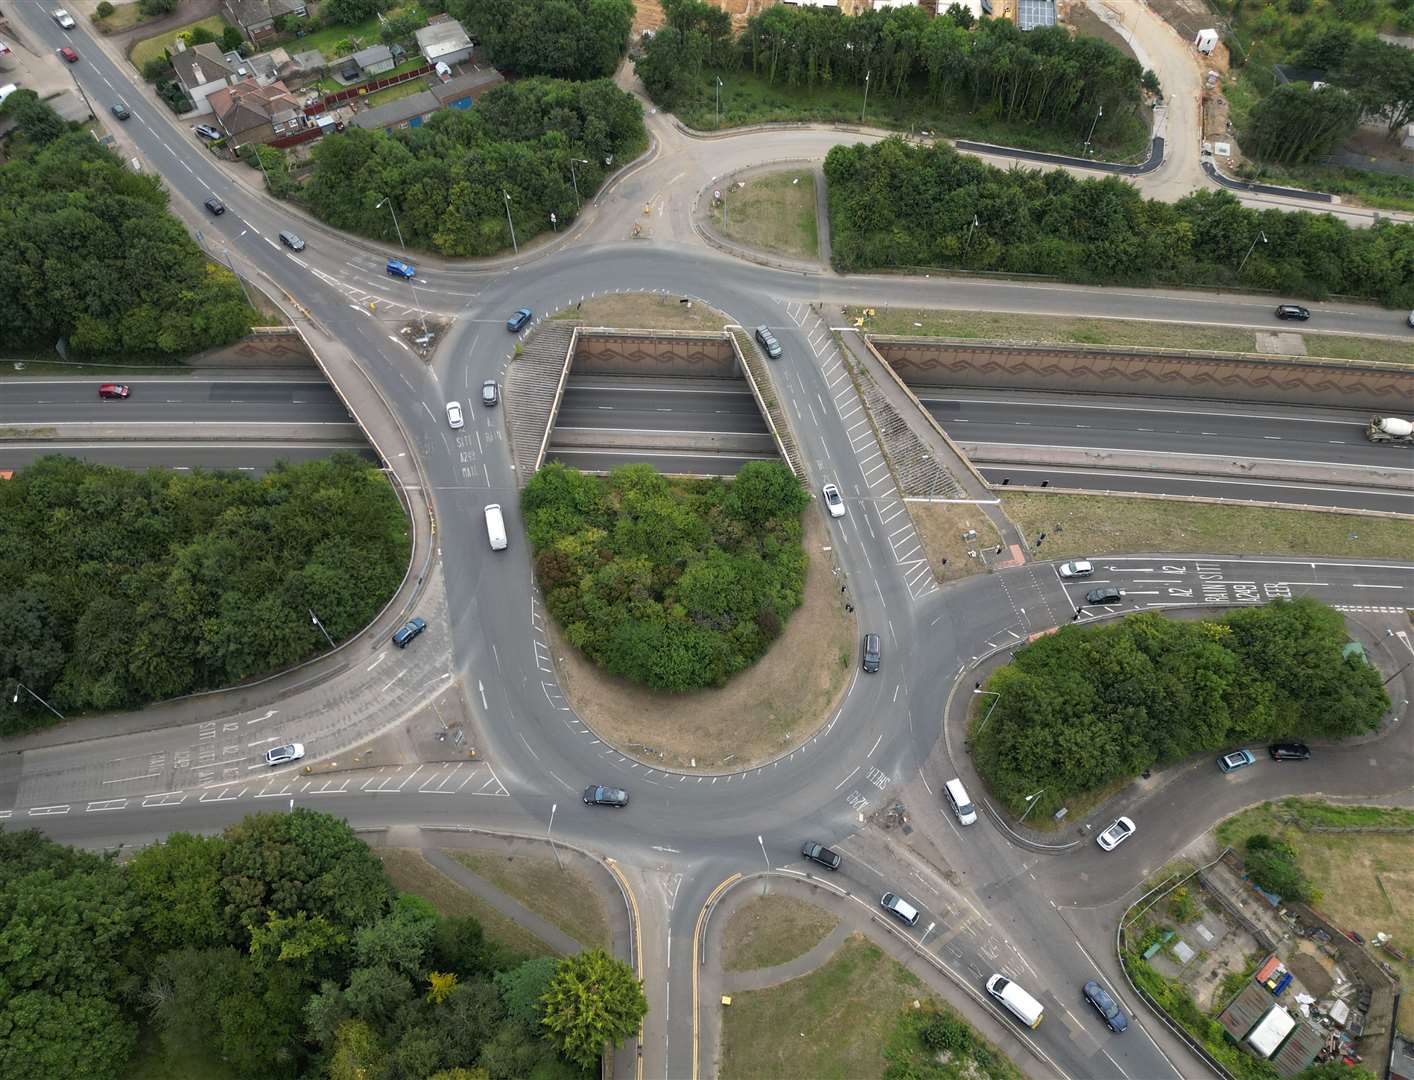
53, 7, 76, 28
1058, 560, 1093, 578
1096, 816, 1135, 851
821, 483, 845, 518
264, 742, 305, 767
445, 401, 464, 429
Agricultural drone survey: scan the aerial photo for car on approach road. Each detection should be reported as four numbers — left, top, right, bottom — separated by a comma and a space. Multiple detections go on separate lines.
506, 308, 532, 332
880, 892, 920, 926
862, 632, 881, 673
1276, 304, 1311, 321
386, 258, 416, 279
1096, 816, 1136, 851
481, 380, 499, 406
59, 46, 79, 63
204, 195, 225, 215
1218, 749, 1257, 773
583, 785, 629, 807
1083, 980, 1129, 1032
98, 383, 130, 399
821, 483, 845, 518
391, 617, 427, 648
264, 742, 305, 767
1269, 742, 1311, 761
1058, 560, 1093, 578
279, 230, 305, 251
755, 325, 782, 359
53, 8, 76, 28
1084, 586, 1124, 605
445, 401, 464, 429
111, 102, 131, 120
195, 123, 223, 141
801, 841, 841, 870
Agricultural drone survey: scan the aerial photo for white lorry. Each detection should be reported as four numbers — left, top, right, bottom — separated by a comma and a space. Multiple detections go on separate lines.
1365, 417, 1414, 445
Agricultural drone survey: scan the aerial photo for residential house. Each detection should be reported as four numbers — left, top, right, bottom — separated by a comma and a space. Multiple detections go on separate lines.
207, 77, 306, 149
222, 0, 307, 43
170, 40, 237, 115
414, 18, 474, 67
348, 68, 503, 132
350, 43, 395, 76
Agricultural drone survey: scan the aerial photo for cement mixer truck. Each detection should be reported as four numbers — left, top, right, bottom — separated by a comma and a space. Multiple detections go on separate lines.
1366, 417, 1414, 445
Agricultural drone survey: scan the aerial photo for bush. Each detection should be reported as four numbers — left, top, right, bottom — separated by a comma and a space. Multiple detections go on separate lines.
920, 1013, 973, 1053
220, 26, 246, 51
1244, 835, 1317, 902
1167, 886, 1198, 923
138, 0, 178, 15
142, 55, 173, 81
95, 0, 115, 17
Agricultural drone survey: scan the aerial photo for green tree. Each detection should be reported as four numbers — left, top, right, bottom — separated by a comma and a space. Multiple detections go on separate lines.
324, 0, 390, 25
1244, 82, 1361, 165
127, 831, 225, 952
495, 954, 561, 1028
538, 948, 647, 1069
328, 1019, 387, 1080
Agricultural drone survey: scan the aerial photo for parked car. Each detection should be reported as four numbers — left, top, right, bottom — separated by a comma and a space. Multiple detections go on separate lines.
1058, 560, 1093, 578
445, 401, 464, 430
506, 308, 532, 332
278, 230, 305, 251
583, 785, 629, 807
481, 380, 499, 406
59, 46, 79, 63
53, 8, 76, 28
110, 102, 131, 120
821, 483, 845, 518
203, 195, 225, 216
801, 841, 841, 870
391, 617, 427, 648
1096, 816, 1135, 851
1268, 742, 1311, 761
1083, 980, 1129, 1033
194, 123, 223, 141
755, 325, 782, 359
1275, 304, 1311, 321
386, 258, 416, 279
1218, 749, 1256, 773
1084, 586, 1124, 605
264, 742, 305, 767
880, 892, 920, 926
1407, 309, 1414, 329
862, 632, 881, 674
98, 383, 130, 399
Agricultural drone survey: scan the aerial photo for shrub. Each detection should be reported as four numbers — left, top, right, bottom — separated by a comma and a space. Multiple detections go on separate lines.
921, 1013, 973, 1053
220, 26, 246, 51
141, 56, 173, 81
1244, 835, 1317, 902
95, 1, 115, 17
1167, 886, 1198, 923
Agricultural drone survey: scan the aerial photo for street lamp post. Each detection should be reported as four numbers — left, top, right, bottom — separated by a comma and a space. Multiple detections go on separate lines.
1019, 789, 1046, 824
756, 834, 770, 895
11, 682, 64, 720
218, 247, 256, 308
715, 76, 723, 129
972, 688, 1000, 733
861, 69, 871, 125
309, 609, 335, 648
569, 158, 589, 211
548, 803, 563, 871
1084, 105, 1104, 156
375, 196, 429, 338
963, 214, 980, 262
1237, 229, 1268, 276
502, 190, 518, 256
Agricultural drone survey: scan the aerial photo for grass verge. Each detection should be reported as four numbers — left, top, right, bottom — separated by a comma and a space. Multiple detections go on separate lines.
92, 2, 150, 34
448, 851, 610, 950
553, 292, 732, 331
908, 500, 1001, 583
1000, 493, 1414, 562
374, 848, 554, 963
548, 511, 854, 771
721, 895, 839, 973
848, 306, 1414, 365
129, 16, 228, 70
709, 170, 819, 261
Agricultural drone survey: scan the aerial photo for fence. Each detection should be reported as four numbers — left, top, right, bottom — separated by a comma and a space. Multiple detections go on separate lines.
303, 65, 434, 115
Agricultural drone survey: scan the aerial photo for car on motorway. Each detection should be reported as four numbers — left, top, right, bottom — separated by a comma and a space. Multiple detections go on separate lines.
1218, 749, 1257, 773
506, 308, 532, 332
1083, 980, 1129, 1032
386, 258, 416, 279
801, 841, 841, 870
1275, 304, 1311, 321
1084, 586, 1124, 605
53, 8, 76, 28
481, 380, 499, 406
391, 616, 427, 648
264, 742, 305, 767
1058, 560, 1093, 578
1269, 742, 1311, 761
204, 195, 225, 216
821, 482, 845, 518
1408, 309, 1414, 329
583, 784, 629, 807
755, 325, 782, 359
279, 230, 305, 251
445, 401, 464, 429
98, 383, 130, 399
59, 46, 79, 63
194, 123, 223, 141
862, 632, 881, 673
880, 892, 920, 926
1096, 816, 1136, 851
111, 102, 131, 121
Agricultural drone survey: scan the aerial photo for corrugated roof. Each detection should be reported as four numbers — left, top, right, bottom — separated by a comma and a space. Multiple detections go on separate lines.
1271, 1020, 1324, 1077
1218, 982, 1272, 1042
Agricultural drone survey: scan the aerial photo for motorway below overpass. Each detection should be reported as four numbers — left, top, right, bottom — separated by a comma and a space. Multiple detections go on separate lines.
0, 376, 354, 425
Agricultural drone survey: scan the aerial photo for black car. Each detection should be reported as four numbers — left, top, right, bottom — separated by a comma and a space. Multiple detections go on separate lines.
391, 617, 427, 648
801, 841, 841, 870
1275, 304, 1311, 321
1084, 586, 1124, 605
111, 102, 130, 120
1268, 742, 1311, 761
862, 632, 881, 674
506, 308, 532, 332
1083, 980, 1129, 1033
755, 325, 782, 359
279, 230, 305, 251
204, 195, 225, 216
481, 380, 499, 406
583, 785, 629, 807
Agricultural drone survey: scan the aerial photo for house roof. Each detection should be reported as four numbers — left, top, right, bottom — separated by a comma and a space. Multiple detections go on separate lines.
225, 0, 304, 26
352, 44, 393, 67
415, 19, 472, 57
209, 77, 302, 135
171, 41, 235, 93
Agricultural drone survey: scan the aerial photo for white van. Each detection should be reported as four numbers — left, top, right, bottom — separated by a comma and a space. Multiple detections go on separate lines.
484, 504, 507, 551
986, 973, 1044, 1028
944, 778, 977, 825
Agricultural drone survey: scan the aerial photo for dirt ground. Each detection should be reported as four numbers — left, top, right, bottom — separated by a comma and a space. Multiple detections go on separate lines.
546, 511, 856, 772
908, 501, 1002, 583
721, 894, 839, 972
633, 0, 868, 35
1058, 0, 1138, 64
552, 292, 732, 331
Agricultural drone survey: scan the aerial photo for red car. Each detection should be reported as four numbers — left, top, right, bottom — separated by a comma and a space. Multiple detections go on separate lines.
98, 384, 130, 399
59, 46, 79, 63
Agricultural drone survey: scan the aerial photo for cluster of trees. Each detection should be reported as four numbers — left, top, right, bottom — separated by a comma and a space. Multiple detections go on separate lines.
0, 99, 255, 359
0, 811, 646, 1080
452, 0, 635, 80
0, 455, 409, 729
1245, 82, 1363, 164
824, 138, 1414, 307
304, 78, 644, 256
1242, 833, 1318, 902
521, 461, 810, 692
638, 0, 1148, 143
972, 599, 1389, 817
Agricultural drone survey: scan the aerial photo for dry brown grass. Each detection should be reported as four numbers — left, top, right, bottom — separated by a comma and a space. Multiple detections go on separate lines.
449, 851, 611, 950
552, 292, 731, 331
908, 501, 1003, 583
709, 170, 820, 260
548, 511, 855, 771
722, 895, 839, 972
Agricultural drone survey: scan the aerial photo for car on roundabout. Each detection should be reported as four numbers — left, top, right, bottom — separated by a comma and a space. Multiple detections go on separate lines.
481, 380, 499, 406
821, 483, 845, 518
1058, 560, 1093, 578
801, 841, 841, 870
506, 308, 532, 332
1218, 749, 1256, 773
1096, 816, 1135, 851
1083, 980, 1129, 1032
264, 742, 305, 766
445, 401, 464, 429
583, 785, 629, 807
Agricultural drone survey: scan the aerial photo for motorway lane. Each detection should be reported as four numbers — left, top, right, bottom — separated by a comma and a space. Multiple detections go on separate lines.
545, 448, 770, 475
557, 378, 768, 434
0, 377, 352, 425
0, 441, 374, 472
